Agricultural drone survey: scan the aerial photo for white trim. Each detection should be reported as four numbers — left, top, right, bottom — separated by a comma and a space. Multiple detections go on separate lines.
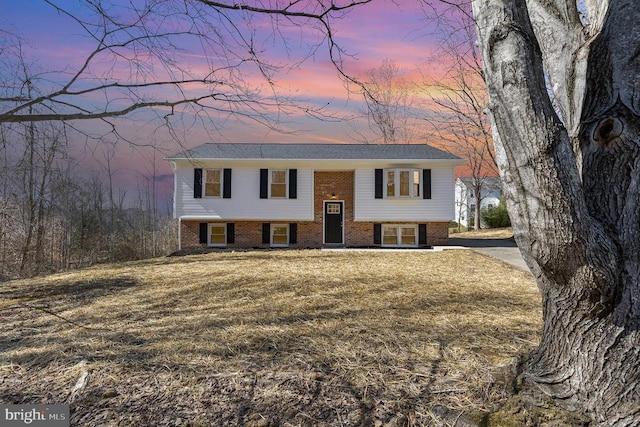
168, 158, 465, 165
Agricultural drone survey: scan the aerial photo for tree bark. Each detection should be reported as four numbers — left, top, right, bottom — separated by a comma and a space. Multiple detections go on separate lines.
472, 0, 639, 424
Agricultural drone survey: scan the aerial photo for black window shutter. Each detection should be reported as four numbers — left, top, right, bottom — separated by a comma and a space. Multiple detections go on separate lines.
373, 223, 382, 245
199, 223, 208, 244
419, 224, 427, 246
289, 223, 297, 244
262, 223, 270, 244
260, 169, 268, 199
423, 169, 432, 199
289, 169, 297, 199
227, 223, 235, 244
194, 168, 203, 199
223, 168, 232, 198
374, 169, 383, 199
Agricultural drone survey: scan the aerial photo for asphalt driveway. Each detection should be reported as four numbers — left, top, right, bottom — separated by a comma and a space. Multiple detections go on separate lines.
446, 237, 530, 273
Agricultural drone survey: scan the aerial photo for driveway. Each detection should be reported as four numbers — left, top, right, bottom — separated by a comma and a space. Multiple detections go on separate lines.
446, 237, 531, 273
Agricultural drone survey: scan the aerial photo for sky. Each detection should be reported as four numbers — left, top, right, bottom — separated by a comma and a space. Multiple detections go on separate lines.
0, 0, 461, 208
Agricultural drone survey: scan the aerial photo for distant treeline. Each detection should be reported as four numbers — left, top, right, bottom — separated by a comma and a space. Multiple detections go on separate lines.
0, 121, 176, 281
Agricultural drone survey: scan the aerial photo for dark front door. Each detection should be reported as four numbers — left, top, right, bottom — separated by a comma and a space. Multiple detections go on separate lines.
324, 201, 344, 244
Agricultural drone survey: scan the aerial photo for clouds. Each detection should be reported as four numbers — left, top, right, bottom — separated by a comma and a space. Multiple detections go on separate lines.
1, 1, 473, 203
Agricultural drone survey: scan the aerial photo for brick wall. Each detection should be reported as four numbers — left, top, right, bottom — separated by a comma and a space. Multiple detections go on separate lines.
314, 171, 353, 245
427, 222, 450, 246
181, 221, 200, 248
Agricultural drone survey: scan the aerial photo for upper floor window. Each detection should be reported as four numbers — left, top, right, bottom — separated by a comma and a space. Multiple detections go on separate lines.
260, 169, 297, 199
270, 170, 287, 198
386, 171, 395, 197
205, 169, 221, 197
385, 169, 421, 198
194, 168, 231, 199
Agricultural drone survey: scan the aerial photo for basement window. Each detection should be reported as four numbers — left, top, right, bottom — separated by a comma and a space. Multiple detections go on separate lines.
382, 225, 418, 247
271, 224, 289, 247
209, 224, 226, 246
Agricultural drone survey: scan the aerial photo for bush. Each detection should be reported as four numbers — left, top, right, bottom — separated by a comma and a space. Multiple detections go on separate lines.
481, 202, 511, 228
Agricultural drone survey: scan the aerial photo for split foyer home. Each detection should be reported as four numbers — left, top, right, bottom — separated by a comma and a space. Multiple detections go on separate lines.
166, 143, 463, 249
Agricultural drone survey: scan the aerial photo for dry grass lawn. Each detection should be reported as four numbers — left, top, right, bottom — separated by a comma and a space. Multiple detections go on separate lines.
0, 250, 540, 426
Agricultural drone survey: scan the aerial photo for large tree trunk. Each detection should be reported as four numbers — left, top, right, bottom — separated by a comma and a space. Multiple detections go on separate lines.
472, 0, 639, 424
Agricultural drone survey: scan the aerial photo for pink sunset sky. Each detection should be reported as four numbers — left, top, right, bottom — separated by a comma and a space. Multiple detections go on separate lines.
1, 0, 465, 207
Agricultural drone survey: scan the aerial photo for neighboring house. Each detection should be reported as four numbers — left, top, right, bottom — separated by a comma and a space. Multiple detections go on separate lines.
454, 176, 502, 228
166, 143, 463, 250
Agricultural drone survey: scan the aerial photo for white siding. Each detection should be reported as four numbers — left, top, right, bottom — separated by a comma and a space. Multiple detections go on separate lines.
354, 166, 455, 222
171, 158, 459, 222
173, 160, 314, 221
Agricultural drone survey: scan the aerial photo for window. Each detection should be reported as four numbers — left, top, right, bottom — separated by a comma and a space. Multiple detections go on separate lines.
399, 170, 410, 196
270, 170, 287, 198
260, 169, 297, 199
386, 171, 395, 197
195, 168, 231, 199
401, 227, 416, 245
326, 203, 341, 214
271, 224, 289, 247
383, 226, 398, 245
385, 169, 421, 198
382, 225, 418, 247
209, 224, 226, 246
204, 169, 221, 197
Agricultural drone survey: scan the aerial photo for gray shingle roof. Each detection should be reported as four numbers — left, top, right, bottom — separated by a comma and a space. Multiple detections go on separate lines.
166, 143, 461, 161
457, 176, 502, 191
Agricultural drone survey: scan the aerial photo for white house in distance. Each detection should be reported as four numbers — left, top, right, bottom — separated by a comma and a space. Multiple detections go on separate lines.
454, 176, 502, 228
165, 143, 463, 249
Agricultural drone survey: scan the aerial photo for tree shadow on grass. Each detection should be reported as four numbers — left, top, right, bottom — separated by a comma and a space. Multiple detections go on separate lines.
0, 276, 141, 367
1, 276, 138, 302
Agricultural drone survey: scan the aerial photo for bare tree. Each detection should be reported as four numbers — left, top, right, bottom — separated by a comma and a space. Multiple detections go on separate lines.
0, 0, 373, 277
420, 3, 497, 230
0, 1, 371, 137
473, 0, 639, 424
359, 59, 419, 144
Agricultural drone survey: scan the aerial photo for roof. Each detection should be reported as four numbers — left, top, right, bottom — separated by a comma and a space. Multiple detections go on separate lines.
165, 143, 462, 161
457, 176, 502, 190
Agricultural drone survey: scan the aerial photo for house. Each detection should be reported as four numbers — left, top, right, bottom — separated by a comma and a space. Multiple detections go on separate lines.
165, 143, 463, 249
454, 176, 502, 228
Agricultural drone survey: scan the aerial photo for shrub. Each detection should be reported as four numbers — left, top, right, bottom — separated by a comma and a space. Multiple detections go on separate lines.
481, 202, 511, 228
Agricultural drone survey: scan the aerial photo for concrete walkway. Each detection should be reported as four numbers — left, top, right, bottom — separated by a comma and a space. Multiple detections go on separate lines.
445, 237, 531, 273
323, 236, 531, 274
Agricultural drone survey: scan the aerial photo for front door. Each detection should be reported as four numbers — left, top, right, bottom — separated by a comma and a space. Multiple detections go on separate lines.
324, 201, 344, 245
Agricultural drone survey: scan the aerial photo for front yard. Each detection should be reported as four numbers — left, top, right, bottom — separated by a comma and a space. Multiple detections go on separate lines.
0, 250, 540, 426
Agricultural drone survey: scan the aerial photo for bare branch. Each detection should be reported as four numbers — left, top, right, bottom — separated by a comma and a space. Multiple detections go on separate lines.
0, 0, 372, 134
